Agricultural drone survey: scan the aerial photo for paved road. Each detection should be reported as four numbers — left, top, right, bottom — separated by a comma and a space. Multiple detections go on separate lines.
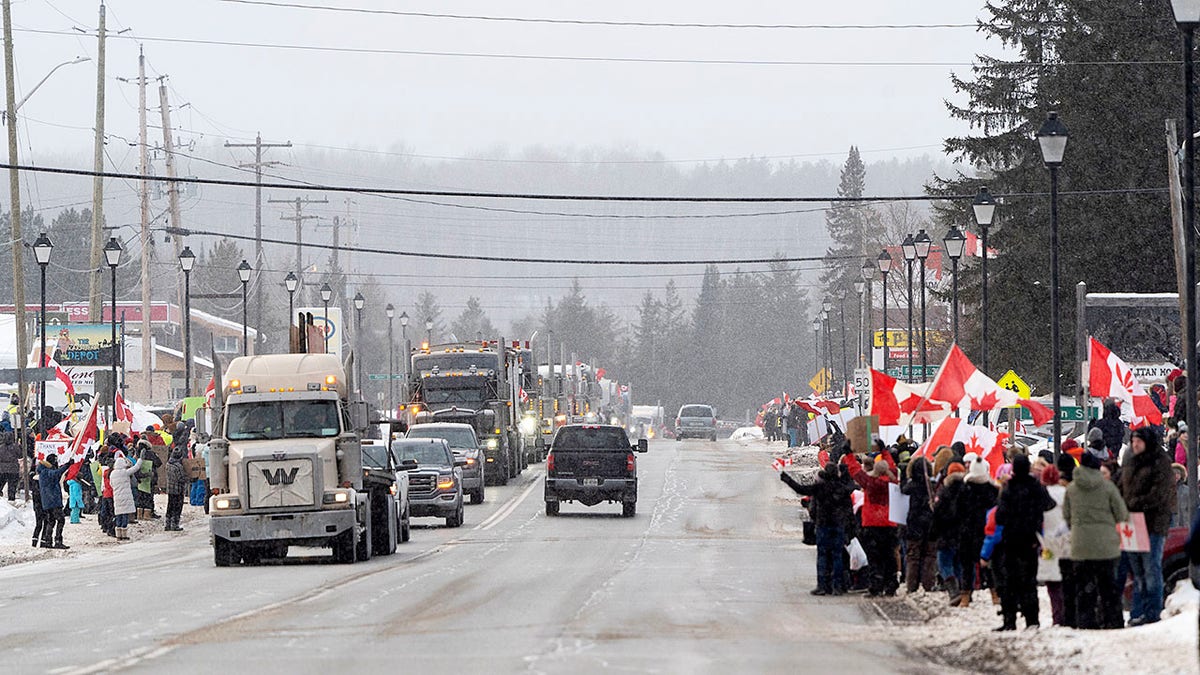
0, 438, 935, 674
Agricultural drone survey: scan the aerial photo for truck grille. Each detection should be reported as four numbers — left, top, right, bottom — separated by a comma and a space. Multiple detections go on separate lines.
246, 458, 316, 509
409, 473, 437, 496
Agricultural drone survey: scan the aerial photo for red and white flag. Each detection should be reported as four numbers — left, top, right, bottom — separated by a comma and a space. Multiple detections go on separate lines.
114, 391, 134, 424
1088, 338, 1163, 428
204, 378, 216, 407
867, 369, 951, 426
68, 397, 100, 459
518, 387, 529, 404
915, 417, 1008, 477
40, 354, 75, 398
926, 345, 1053, 426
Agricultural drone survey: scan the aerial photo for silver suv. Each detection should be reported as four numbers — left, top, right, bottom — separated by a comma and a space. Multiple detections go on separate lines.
675, 404, 717, 442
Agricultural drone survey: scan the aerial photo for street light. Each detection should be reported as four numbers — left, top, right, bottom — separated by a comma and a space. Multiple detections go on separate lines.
973, 186, 997, 373
821, 299, 833, 389
877, 249, 894, 373
914, 229, 932, 381
103, 237, 122, 428
178, 246, 195, 396
32, 232, 52, 417
399, 311, 410, 398
811, 316, 822, 392
943, 226, 967, 343
1172, 0, 1200, 520
10, 57, 90, 120
1037, 111, 1069, 461
284, 272, 299, 343
860, 259, 874, 366
320, 283, 333, 353
237, 260, 252, 356
902, 234, 917, 383
353, 292, 365, 394
386, 303, 395, 413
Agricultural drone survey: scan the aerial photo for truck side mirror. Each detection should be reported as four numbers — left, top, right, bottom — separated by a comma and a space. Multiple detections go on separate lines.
454, 459, 469, 468
399, 458, 419, 471
636, 438, 648, 453
349, 400, 369, 432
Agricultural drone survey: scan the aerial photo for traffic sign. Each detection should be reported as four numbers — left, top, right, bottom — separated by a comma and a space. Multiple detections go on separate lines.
809, 368, 830, 394
367, 374, 405, 381
1017, 405, 1092, 422
885, 365, 939, 379
996, 370, 1031, 400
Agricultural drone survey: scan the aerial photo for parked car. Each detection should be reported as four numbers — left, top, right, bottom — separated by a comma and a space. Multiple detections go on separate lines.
406, 422, 486, 504
392, 438, 466, 528
545, 424, 647, 518
361, 440, 414, 544
675, 404, 717, 441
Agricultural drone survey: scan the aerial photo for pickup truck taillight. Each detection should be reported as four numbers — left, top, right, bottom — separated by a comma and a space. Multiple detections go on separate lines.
626, 453, 635, 473
547, 453, 555, 474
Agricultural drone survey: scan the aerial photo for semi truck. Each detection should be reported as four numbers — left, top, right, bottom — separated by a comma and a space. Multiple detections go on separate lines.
206, 352, 405, 566
409, 341, 525, 485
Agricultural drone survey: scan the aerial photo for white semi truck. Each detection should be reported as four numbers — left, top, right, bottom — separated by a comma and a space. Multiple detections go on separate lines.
207, 353, 405, 566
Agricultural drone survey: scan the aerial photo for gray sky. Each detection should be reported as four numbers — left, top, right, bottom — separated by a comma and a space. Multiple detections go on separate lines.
14, 0, 996, 166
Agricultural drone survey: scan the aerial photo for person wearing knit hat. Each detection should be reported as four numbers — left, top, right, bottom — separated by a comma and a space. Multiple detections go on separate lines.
932, 461, 967, 605
953, 456, 999, 607
1061, 438, 1085, 463
843, 450, 899, 596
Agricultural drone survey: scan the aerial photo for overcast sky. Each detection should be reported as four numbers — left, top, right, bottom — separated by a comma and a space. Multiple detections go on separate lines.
12, 0, 997, 167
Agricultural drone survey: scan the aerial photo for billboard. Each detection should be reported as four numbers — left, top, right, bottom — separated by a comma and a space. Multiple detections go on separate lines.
295, 307, 343, 360
48, 323, 121, 367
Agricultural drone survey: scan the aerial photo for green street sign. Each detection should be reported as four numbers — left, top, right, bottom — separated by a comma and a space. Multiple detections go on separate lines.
367, 374, 405, 381
1018, 405, 1093, 422
885, 365, 939, 379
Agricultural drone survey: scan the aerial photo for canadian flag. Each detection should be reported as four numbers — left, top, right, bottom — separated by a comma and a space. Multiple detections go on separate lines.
68, 397, 100, 460
1088, 338, 1163, 428
797, 398, 841, 416
41, 354, 75, 398
771, 456, 793, 471
114, 391, 134, 424
518, 387, 529, 404
868, 369, 951, 426
915, 417, 1008, 477
926, 345, 1053, 426
204, 378, 216, 407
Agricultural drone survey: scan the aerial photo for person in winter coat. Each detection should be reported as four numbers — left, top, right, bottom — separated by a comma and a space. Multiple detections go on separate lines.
1089, 399, 1127, 459
781, 462, 854, 595
901, 457, 938, 594
109, 444, 148, 541
66, 470, 85, 524
1174, 426, 1188, 466
954, 456, 998, 607
1086, 427, 1112, 463
165, 448, 189, 532
844, 447, 898, 597
97, 456, 115, 537
1037, 465, 1071, 626
933, 462, 966, 604
36, 453, 79, 549
1064, 452, 1129, 630
0, 419, 19, 500
992, 454, 1056, 630
1118, 426, 1177, 626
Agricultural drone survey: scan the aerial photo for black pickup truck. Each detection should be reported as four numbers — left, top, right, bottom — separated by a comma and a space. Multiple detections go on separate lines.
544, 425, 648, 518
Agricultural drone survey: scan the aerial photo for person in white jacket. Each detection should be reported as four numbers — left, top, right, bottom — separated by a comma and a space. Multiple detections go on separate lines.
109, 443, 147, 541
1037, 463, 1071, 626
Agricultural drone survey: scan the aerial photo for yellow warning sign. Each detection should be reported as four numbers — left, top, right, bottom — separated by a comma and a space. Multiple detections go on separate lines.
996, 370, 1031, 400
809, 368, 830, 394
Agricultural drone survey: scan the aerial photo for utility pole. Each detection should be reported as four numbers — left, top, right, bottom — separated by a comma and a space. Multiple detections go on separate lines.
87, 2, 107, 320
158, 77, 185, 393
269, 195, 327, 284
226, 132, 290, 352
2, 0, 28, 498
137, 47, 152, 400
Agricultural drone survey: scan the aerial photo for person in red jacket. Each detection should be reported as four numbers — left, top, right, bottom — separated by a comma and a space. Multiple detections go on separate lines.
844, 446, 898, 596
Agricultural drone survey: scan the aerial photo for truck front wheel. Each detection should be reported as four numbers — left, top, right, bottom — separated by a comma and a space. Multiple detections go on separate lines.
214, 537, 237, 567
333, 530, 357, 564
357, 517, 373, 561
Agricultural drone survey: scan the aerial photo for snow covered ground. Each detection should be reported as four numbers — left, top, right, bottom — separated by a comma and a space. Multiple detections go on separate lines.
890, 582, 1199, 674
730, 426, 765, 442
0, 494, 207, 567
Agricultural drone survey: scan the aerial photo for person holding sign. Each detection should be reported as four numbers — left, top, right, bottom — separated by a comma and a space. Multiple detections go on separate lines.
843, 446, 899, 597
1118, 427, 1176, 626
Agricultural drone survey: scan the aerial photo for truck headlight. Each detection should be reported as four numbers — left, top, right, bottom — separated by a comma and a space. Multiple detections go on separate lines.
437, 476, 456, 490
484, 438, 499, 450
322, 490, 352, 505
519, 418, 537, 435
213, 496, 241, 511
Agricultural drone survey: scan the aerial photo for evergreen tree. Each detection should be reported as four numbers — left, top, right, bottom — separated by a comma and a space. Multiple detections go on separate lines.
413, 291, 445, 344
450, 296, 499, 342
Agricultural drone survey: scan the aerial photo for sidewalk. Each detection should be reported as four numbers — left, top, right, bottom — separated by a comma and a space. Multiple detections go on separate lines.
880, 582, 1199, 674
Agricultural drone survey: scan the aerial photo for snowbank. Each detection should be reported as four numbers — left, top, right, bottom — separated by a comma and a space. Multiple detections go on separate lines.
0, 500, 36, 543
730, 426, 764, 441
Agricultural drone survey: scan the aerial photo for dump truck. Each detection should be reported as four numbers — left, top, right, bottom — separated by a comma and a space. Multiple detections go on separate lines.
206, 352, 404, 566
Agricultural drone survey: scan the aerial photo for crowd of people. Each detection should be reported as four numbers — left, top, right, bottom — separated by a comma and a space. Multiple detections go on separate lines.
780, 404, 1200, 631
0, 394, 209, 549
762, 400, 812, 447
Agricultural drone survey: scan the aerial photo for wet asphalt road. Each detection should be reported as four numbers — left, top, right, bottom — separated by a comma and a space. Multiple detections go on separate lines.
0, 438, 935, 674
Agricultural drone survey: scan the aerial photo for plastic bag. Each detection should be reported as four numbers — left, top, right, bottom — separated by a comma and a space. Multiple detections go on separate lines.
846, 537, 868, 571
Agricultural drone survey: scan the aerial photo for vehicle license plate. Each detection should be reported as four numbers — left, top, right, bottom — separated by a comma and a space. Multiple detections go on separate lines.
583, 478, 599, 487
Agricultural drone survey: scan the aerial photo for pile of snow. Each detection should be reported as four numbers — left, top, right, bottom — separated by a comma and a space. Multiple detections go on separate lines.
0, 500, 35, 543
730, 426, 764, 441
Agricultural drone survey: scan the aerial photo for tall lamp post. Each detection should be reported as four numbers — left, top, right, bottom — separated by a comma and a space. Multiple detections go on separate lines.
943, 226, 966, 343
821, 299, 833, 389
386, 303, 395, 413
902, 234, 917, 383
32, 233, 52, 417
320, 283, 333, 354
284, 272, 299, 343
103, 237, 122, 427
811, 317, 822, 392
1037, 111, 1069, 460
914, 229, 932, 380
178, 246, 195, 396
877, 249, 894, 374
861, 259, 874, 366
237, 260, 252, 356
973, 187, 997, 372
1172, 0, 1200, 517
854, 278, 866, 365
353, 292, 365, 394
400, 311, 410, 401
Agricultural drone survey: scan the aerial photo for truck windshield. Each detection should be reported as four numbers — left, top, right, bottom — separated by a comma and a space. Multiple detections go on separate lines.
226, 400, 341, 440
362, 445, 390, 470
553, 427, 630, 451
421, 388, 486, 404
407, 426, 477, 449
414, 354, 500, 372
393, 441, 452, 467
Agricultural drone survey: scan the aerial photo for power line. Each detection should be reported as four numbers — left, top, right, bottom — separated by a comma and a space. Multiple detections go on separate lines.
16, 27, 1180, 68
214, 1, 977, 31
0, 161, 1170, 203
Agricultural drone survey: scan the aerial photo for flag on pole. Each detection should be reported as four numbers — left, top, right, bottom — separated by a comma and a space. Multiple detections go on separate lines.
114, 391, 134, 424
41, 354, 75, 399
915, 417, 1008, 476
1088, 337, 1163, 428
68, 397, 100, 460
867, 368, 951, 426
925, 345, 1054, 426
204, 378, 216, 407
